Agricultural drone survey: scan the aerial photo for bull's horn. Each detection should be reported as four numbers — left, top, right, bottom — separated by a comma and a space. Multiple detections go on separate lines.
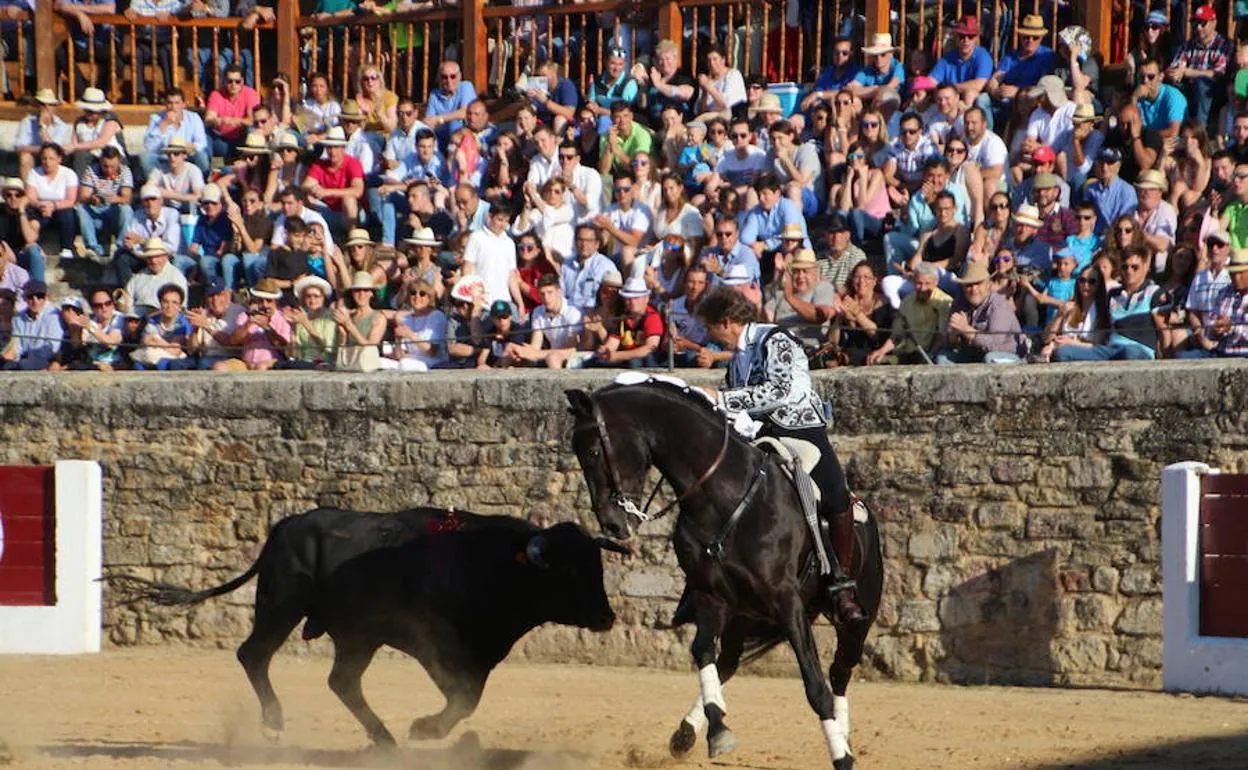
594, 537, 632, 556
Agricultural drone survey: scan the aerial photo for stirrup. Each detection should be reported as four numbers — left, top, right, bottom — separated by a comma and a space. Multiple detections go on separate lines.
826, 576, 857, 594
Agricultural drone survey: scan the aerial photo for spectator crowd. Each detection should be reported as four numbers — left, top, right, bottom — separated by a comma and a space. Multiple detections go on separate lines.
3, 1, 1248, 371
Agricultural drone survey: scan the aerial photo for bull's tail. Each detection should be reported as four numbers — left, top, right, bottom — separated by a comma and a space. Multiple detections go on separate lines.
107, 563, 260, 607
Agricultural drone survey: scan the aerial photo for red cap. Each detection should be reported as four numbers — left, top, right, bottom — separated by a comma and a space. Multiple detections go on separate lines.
953, 15, 981, 36
1031, 146, 1057, 163
1194, 5, 1216, 21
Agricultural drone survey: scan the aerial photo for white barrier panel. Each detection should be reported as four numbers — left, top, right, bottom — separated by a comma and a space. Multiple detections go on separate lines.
0, 461, 102, 654
1162, 461, 1248, 695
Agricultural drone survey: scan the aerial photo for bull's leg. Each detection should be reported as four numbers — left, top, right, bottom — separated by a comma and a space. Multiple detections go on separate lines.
777, 587, 852, 770
236, 605, 304, 741
408, 662, 488, 741
827, 618, 871, 754
326, 639, 394, 746
670, 616, 747, 758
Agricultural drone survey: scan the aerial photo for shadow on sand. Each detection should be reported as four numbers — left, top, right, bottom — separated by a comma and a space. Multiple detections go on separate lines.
1030, 732, 1248, 769
39, 732, 586, 769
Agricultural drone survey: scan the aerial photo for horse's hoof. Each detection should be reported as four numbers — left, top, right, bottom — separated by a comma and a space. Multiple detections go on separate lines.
260, 725, 282, 744
669, 720, 697, 758
707, 728, 736, 758
833, 754, 855, 770
409, 716, 444, 741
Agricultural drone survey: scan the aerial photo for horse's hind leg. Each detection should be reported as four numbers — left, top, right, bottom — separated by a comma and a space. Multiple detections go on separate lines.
670, 616, 747, 758
777, 588, 852, 770
827, 619, 871, 755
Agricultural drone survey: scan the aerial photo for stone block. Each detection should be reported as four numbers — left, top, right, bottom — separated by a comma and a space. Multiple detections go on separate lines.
1026, 510, 1100, 539
1091, 566, 1120, 593
1051, 636, 1109, 673
1020, 485, 1079, 507
936, 452, 990, 485
1119, 565, 1160, 595
896, 600, 941, 633
1114, 597, 1163, 636
1068, 457, 1112, 489
908, 524, 959, 564
976, 502, 1026, 530
990, 458, 1036, 484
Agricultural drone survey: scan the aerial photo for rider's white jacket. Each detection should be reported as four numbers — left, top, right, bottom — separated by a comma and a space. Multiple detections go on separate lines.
718, 323, 827, 433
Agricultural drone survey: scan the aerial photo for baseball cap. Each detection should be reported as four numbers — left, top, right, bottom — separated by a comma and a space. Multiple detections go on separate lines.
23, 279, 48, 296
1031, 146, 1057, 164
489, 299, 512, 318
60, 296, 84, 310
1097, 147, 1122, 164
1194, 5, 1216, 21
205, 277, 230, 296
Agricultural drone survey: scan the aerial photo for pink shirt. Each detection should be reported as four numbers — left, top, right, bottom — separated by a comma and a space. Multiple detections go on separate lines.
233, 308, 291, 367
207, 87, 261, 142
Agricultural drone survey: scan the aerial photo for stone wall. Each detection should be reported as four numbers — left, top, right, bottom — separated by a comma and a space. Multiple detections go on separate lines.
1, 362, 1245, 689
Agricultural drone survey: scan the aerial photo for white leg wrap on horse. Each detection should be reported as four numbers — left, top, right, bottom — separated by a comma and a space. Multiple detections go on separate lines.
833, 695, 850, 738
698, 665, 727, 714
684, 694, 708, 732
822, 718, 851, 761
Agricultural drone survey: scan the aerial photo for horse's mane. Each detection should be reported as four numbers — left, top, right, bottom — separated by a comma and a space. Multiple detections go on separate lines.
593, 378, 735, 434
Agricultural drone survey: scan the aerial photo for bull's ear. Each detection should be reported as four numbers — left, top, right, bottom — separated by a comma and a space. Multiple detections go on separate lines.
565, 389, 594, 418
525, 535, 550, 568
594, 537, 632, 556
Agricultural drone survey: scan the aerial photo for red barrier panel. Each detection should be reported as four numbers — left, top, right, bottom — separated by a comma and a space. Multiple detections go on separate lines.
0, 466, 56, 606
1200, 474, 1248, 638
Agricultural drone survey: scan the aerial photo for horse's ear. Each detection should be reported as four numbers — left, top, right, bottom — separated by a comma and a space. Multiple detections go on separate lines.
565, 389, 594, 418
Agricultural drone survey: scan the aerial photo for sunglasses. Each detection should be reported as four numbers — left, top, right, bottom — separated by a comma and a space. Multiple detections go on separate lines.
732, 132, 750, 139
440, 73, 459, 80
413, 290, 430, 298
632, 159, 649, 165
398, 110, 416, 117
862, 121, 879, 128
1078, 213, 1096, 220
1077, 277, 1097, 285
364, 73, 381, 80
709, 128, 726, 135
903, 127, 920, 135
715, 230, 735, 237
991, 255, 1014, 264
992, 202, 1009, 209
616, 185, 633, 192
560, 153, 578, 160
2, 191, 20, 198
957, 33, 978, 40
1117, 227, 1135, 234
91, 300, 113, 308
226, 78, 243, 84
947, 146, 966, 154
1148, 22, 1166, 29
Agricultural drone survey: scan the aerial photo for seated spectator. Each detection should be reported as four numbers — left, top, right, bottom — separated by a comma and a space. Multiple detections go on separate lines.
180, 278, 247, 371
868, 263, 951, 364
889, 112, 938, 197
598, 102, 652, 177
1167, 5, 1233, 126
225, 277, 291, 371
884, 157, 969, 273
1084, 147, 1137, 235
805, 37, 860, 111
125, 237, 188, 317
272, 187, 330, 255
526, 59, 579, 134
149, 137, 206, 213
297, 71, 342, 139
1055, 248, 1158, 360
12, 90, 72, 183
985, 14, 1055, 125
668, 265, 723, 368
395, 227, 445, 303
525, 125, 560, 190
570, 108, 601, 170
221, 186, 273, 289
386, 277, 447, 372
634, 39, 697, 126
517, 179, 574, 264
594, 169, 653, 279
695, 46, 745, 123
1023, 246, 1079, 326
552, 141, 603, 226
464, 99, 498, 154
741, 174, 809, 280
562, 224, 616, 312
464, 204, 523, 309
588, 46, 640, 134
264, 216, 312, 293
74, 287, 126, 371
1166, 122, 1214, 213
450, 183, 492, 238
0, 178, 42, 283
206, 65, 261, 159
829, 262, 893, 366
114, 185, 181, 287
217, 132, 273, 199
768, 120, 823, 217
999, 203, 1053, 270
74, 146, 132, 263
504, 273, 583, 369
713, 117, 768, 202
182, 185, 234, 282
1151, 244, 1198, 356
1133, 169, 1178, 271
425, 60, 476, 149
1041, 264, 1111, 362
652, 173, 705, 254
131, 283, 192, 370
49, 297, 97, 372
923, 83, 966, 150
66, 88, 126, 179
1063, 103, 1105, 192
1133, 58, 1187, 137
1187, 230, 1234, 334
591, 276, 663, 367
959, 105, 1007, 194
817, 215, 866, 293
765, 248, 836, 351
1126, 11, 1174, 88
1032, 173, 1076, 252
304, 126, 365, 236
25, 142, 78, 252
1066, 202, 1102, 268
476, 300, 529, 368
0, 239, 29, 296
1013, 146, 1068, 208
1, 279, 60, 370
931, 17, 994, 120
444, 275, 487, 368
1017, 76, 1075, 171
851, 34, 905, 112
938, 261, 1024, 364
833, 143, 890, 245
970, 191, 1013, 264
1179, 248, 1248, 358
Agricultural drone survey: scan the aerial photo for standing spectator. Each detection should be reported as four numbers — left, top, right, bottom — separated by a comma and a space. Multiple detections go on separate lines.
1, 280, 60, 370
304, 126, 365, 236
938, 262, 1024, 364
125, 236, 188, 316
1133, 58, 1187, 137
764, 248, 836, 351
115, 185, 182, 286
1167, 5, 1234, 126
463, 205, 524, 310
425, 60, 477, 150
141, 88, 211, 177
598, 102, 652, 177
75, 145, 133, 263
12, 90, 72, 184
930, 16, 995, 119
24, 143, 78, 252
205, 65, 260, 159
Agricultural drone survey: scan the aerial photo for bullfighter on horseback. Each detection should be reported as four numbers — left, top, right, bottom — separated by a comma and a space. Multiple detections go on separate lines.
696, 287, 865, 623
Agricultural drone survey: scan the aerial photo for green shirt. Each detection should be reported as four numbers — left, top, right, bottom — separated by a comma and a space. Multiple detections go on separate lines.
385, 1, 424, 50
316, 0, 356, 13
599, 122, 653, 175
1227, 200, 1248, 250
292, 314, 338, 363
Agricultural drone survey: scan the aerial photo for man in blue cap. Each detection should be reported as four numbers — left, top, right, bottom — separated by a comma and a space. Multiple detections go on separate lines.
1081, 148, 1138, 235
2, 280, 61, 370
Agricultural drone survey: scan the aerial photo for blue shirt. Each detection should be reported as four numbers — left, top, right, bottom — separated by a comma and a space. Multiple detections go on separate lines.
998, 46, 1056, 88
1040, 276, 1076, 324
1137, 84, 1188, 132
740, 199, 810, 250
715, 242, 762, 285
424, 80, 478, 147
1065, 233, 1101, 269
143, 110, 209, 155
930, 47, 994, 85
192, 213, 233, 255
10, 304, 61, 369
561, 251, 616, 310
1082, 176, 1138, 235
535, 77, 580, 126
902, 183, 971, 236
814, 64, 860, 92
853, 59, 905, 89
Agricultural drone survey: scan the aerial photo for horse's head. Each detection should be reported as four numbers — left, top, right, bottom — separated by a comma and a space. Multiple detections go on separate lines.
565, 388, 651, 541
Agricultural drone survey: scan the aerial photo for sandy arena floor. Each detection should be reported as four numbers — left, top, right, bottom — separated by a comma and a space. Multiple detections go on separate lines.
0, 648, 1246, 769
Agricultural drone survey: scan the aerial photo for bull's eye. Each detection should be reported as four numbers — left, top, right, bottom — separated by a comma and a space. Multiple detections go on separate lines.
588, 447, 601, 458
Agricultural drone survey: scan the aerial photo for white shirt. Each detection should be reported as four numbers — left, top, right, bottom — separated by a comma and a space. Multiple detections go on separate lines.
300, 98, 342, 131
197, 303, 246, 358
126, 262, 189, 313
564, 164, 604, 224
272, 207, 331, 252
527, 151, 558, 187
652, 202, 705, 242
606, 202, 653, 258
151, 163, 205, 198
347, 128, 381, 176
1025, 101, 1076, 154
1186, 268, 1232, 314
14, 115, 72, 150
715, 146, 768, 188
535, 202, 575, 259
531, 300, 582, 350
963, 129, 1009, 173
25, 165, 78, 202
464, 227, 517, 304
699, 68, 746, 114
399, 309, 449, 367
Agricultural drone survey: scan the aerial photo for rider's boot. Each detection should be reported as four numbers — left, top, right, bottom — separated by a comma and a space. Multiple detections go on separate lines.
825, 510, 865, 623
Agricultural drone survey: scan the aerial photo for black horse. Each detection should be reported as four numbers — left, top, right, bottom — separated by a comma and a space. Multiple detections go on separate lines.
566, 381, 883, 770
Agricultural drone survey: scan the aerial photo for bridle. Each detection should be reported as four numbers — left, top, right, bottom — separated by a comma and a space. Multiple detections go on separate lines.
574, 395, 731, 523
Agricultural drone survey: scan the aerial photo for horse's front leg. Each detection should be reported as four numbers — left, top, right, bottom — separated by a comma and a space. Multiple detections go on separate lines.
685, 592, 735, 758
777, 587, 852, 770
670, 615, 747, 758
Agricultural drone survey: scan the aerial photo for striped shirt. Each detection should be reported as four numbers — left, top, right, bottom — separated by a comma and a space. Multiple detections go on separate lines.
81, 163, 134, 199
1169, 34, 1234, 78
1213, 285, 1248, 357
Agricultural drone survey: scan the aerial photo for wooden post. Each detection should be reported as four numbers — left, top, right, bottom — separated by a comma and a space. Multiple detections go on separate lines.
276, 0, 300, 89
658, 0, 682, 58
34, 2, 56, 93
864, 0, 889, 46
1084, 0, 1112, 64
462, 0, 488, 95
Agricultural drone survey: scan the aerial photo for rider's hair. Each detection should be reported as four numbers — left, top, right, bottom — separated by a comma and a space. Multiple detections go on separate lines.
695, 286, 758, 327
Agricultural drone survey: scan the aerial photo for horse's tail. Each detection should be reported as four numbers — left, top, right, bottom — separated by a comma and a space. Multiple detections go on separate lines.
106, 563, 260, 607
739, 635, 787, 668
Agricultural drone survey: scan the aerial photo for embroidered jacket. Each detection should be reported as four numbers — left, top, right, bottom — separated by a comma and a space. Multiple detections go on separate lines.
719, 323, 826, 430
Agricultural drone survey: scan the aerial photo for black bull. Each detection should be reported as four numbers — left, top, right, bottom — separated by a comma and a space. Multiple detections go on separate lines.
111, 507, 629, 746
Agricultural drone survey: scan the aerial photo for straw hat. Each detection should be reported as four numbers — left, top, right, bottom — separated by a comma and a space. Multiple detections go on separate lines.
748, 93, 783, 116
275, 130, 301, 150
601, 270, 624, 289
1227, 249, 1248, 273
294, 274, 333, 298
1029, 75, 1068, 108
780, 222, 805, 241
75, 87, 112, 112
0, 177, 24, 192
721, 264, 752, 286
138, 237, 172, 258
619, 276, 650, 298
862, 33, 897, 55
955, 261, 992, 284
1135, 169, 1168, 191
33, 89, 60, 106
320, 126, 349, 147
251, 277, 283, 300
344, 228, 374, 248
1014, 203, 1043, 228
788, 249, 818, 270
239, 132, 271, 155
348, 271, 378, 292
403, 226, 441, 247
161, 137, 193, 155
1072, 103, 1098, 123
338, 100, 366, 123
1018, 14, 1048, 36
